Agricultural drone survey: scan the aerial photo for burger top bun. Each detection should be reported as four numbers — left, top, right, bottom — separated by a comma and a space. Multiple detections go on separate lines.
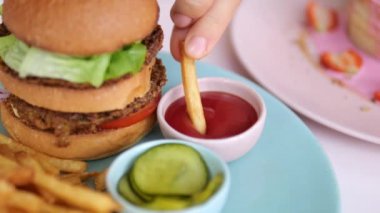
3, 0, 159, 56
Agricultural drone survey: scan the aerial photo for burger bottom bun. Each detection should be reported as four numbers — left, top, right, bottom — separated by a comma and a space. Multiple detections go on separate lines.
0, 103, 156, 160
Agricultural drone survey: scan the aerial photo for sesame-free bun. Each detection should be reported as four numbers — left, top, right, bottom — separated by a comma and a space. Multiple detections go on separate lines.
3, 0, 159, 56
0, 103, 156, 160
0, 60, 155, 113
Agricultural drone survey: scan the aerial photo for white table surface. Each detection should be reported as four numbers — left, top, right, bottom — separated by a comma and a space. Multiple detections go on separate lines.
158, 1, 380, 213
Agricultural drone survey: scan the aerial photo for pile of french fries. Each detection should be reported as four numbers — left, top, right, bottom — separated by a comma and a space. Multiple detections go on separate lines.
0, 134, 120, 212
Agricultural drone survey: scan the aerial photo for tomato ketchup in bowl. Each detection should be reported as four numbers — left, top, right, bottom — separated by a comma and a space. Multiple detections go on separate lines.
165, 92, 258, 139
157, 78, 267, 162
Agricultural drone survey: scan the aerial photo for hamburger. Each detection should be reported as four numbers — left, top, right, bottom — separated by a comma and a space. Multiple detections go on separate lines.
0, 0, 166, 159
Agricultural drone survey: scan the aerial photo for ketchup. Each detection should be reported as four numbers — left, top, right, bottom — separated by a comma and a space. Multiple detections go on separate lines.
165, 92, 258, 139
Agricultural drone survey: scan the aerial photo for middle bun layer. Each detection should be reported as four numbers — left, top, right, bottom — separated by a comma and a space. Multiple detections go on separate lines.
0, 59, 154, 113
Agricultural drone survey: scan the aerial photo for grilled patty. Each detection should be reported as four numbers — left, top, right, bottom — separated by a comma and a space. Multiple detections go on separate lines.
4, 59, 166, 137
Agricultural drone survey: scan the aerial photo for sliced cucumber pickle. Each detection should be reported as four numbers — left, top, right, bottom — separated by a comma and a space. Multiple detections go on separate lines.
118, 174, 144, 205
192, 173, 224, 204
117, 143, 224, 211
129, 172, 153, 202
131, 144, 209, 196
143, 196, 191, 210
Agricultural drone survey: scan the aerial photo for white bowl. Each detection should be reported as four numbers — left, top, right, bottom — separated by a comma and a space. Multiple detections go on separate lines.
106, 139, 231, 213
157, 77, 267, 162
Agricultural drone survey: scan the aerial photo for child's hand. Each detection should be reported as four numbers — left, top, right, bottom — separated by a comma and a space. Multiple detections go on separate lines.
170, 0, 241, 60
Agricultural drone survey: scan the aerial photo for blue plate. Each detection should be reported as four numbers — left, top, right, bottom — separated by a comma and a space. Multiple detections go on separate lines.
1, 52, 339, 213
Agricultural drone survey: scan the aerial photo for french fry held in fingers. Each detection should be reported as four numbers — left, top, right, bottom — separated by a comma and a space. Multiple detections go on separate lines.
180, 42, 207, 134
0, 134, 87, 173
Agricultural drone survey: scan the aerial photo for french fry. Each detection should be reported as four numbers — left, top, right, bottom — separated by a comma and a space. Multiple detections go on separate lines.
35, 154, 87, 174
60, 171, 98, 185
0, 181, 13, 212
0, 134, 87, 173
0, 134, 119, 213
0, 181, 14, 213
94, 169, 107, 191
180, 42, 207, 134
61, 175, 82, 185
36, 187, 57, 204
15, 152, 44, 173
0, 144, 60, 176
1, 155, 57, 205
2, 207, 28, 213
38, 159, 60, 176
0, 180, 13, 196
0, 180, 39, 211
0, 155, 18, 169
0, 201, 5, 212
0, 144, 16, 160
1, 167, 34, 186
33, 170, 120, 212
0, 154, 34, 186
1, 181, 84, 213
0, 143, 58, 176
6, 186, 40, 212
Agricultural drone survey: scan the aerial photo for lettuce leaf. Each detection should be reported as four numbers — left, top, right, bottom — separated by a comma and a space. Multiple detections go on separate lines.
0, 35, 17, 58
106, 43, 147, 80
0, 35, 147, 87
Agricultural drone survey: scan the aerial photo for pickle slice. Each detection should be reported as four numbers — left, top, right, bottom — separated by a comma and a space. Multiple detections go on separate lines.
143, 196, 190, 210
117, 143, 224, 211
129, 172, 153, 202
192, 173, 224, 204
131, 144, 209, 196
118, 174, 144, 205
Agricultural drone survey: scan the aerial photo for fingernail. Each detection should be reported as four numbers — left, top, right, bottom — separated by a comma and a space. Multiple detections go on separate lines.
172, 13, 192, 28
187, 36, 207, 58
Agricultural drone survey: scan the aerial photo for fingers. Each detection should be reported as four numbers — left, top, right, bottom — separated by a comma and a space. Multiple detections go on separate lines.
171, 0, 214, 28
185, 0, 240, 59
171, 27, 189, 61
170, 0, 241, 60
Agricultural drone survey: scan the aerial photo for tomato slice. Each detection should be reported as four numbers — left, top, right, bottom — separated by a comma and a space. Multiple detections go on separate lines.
100, 95, 160, 129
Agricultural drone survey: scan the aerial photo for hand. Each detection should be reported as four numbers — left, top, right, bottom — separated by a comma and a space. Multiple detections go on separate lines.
170, 0, 241, 60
